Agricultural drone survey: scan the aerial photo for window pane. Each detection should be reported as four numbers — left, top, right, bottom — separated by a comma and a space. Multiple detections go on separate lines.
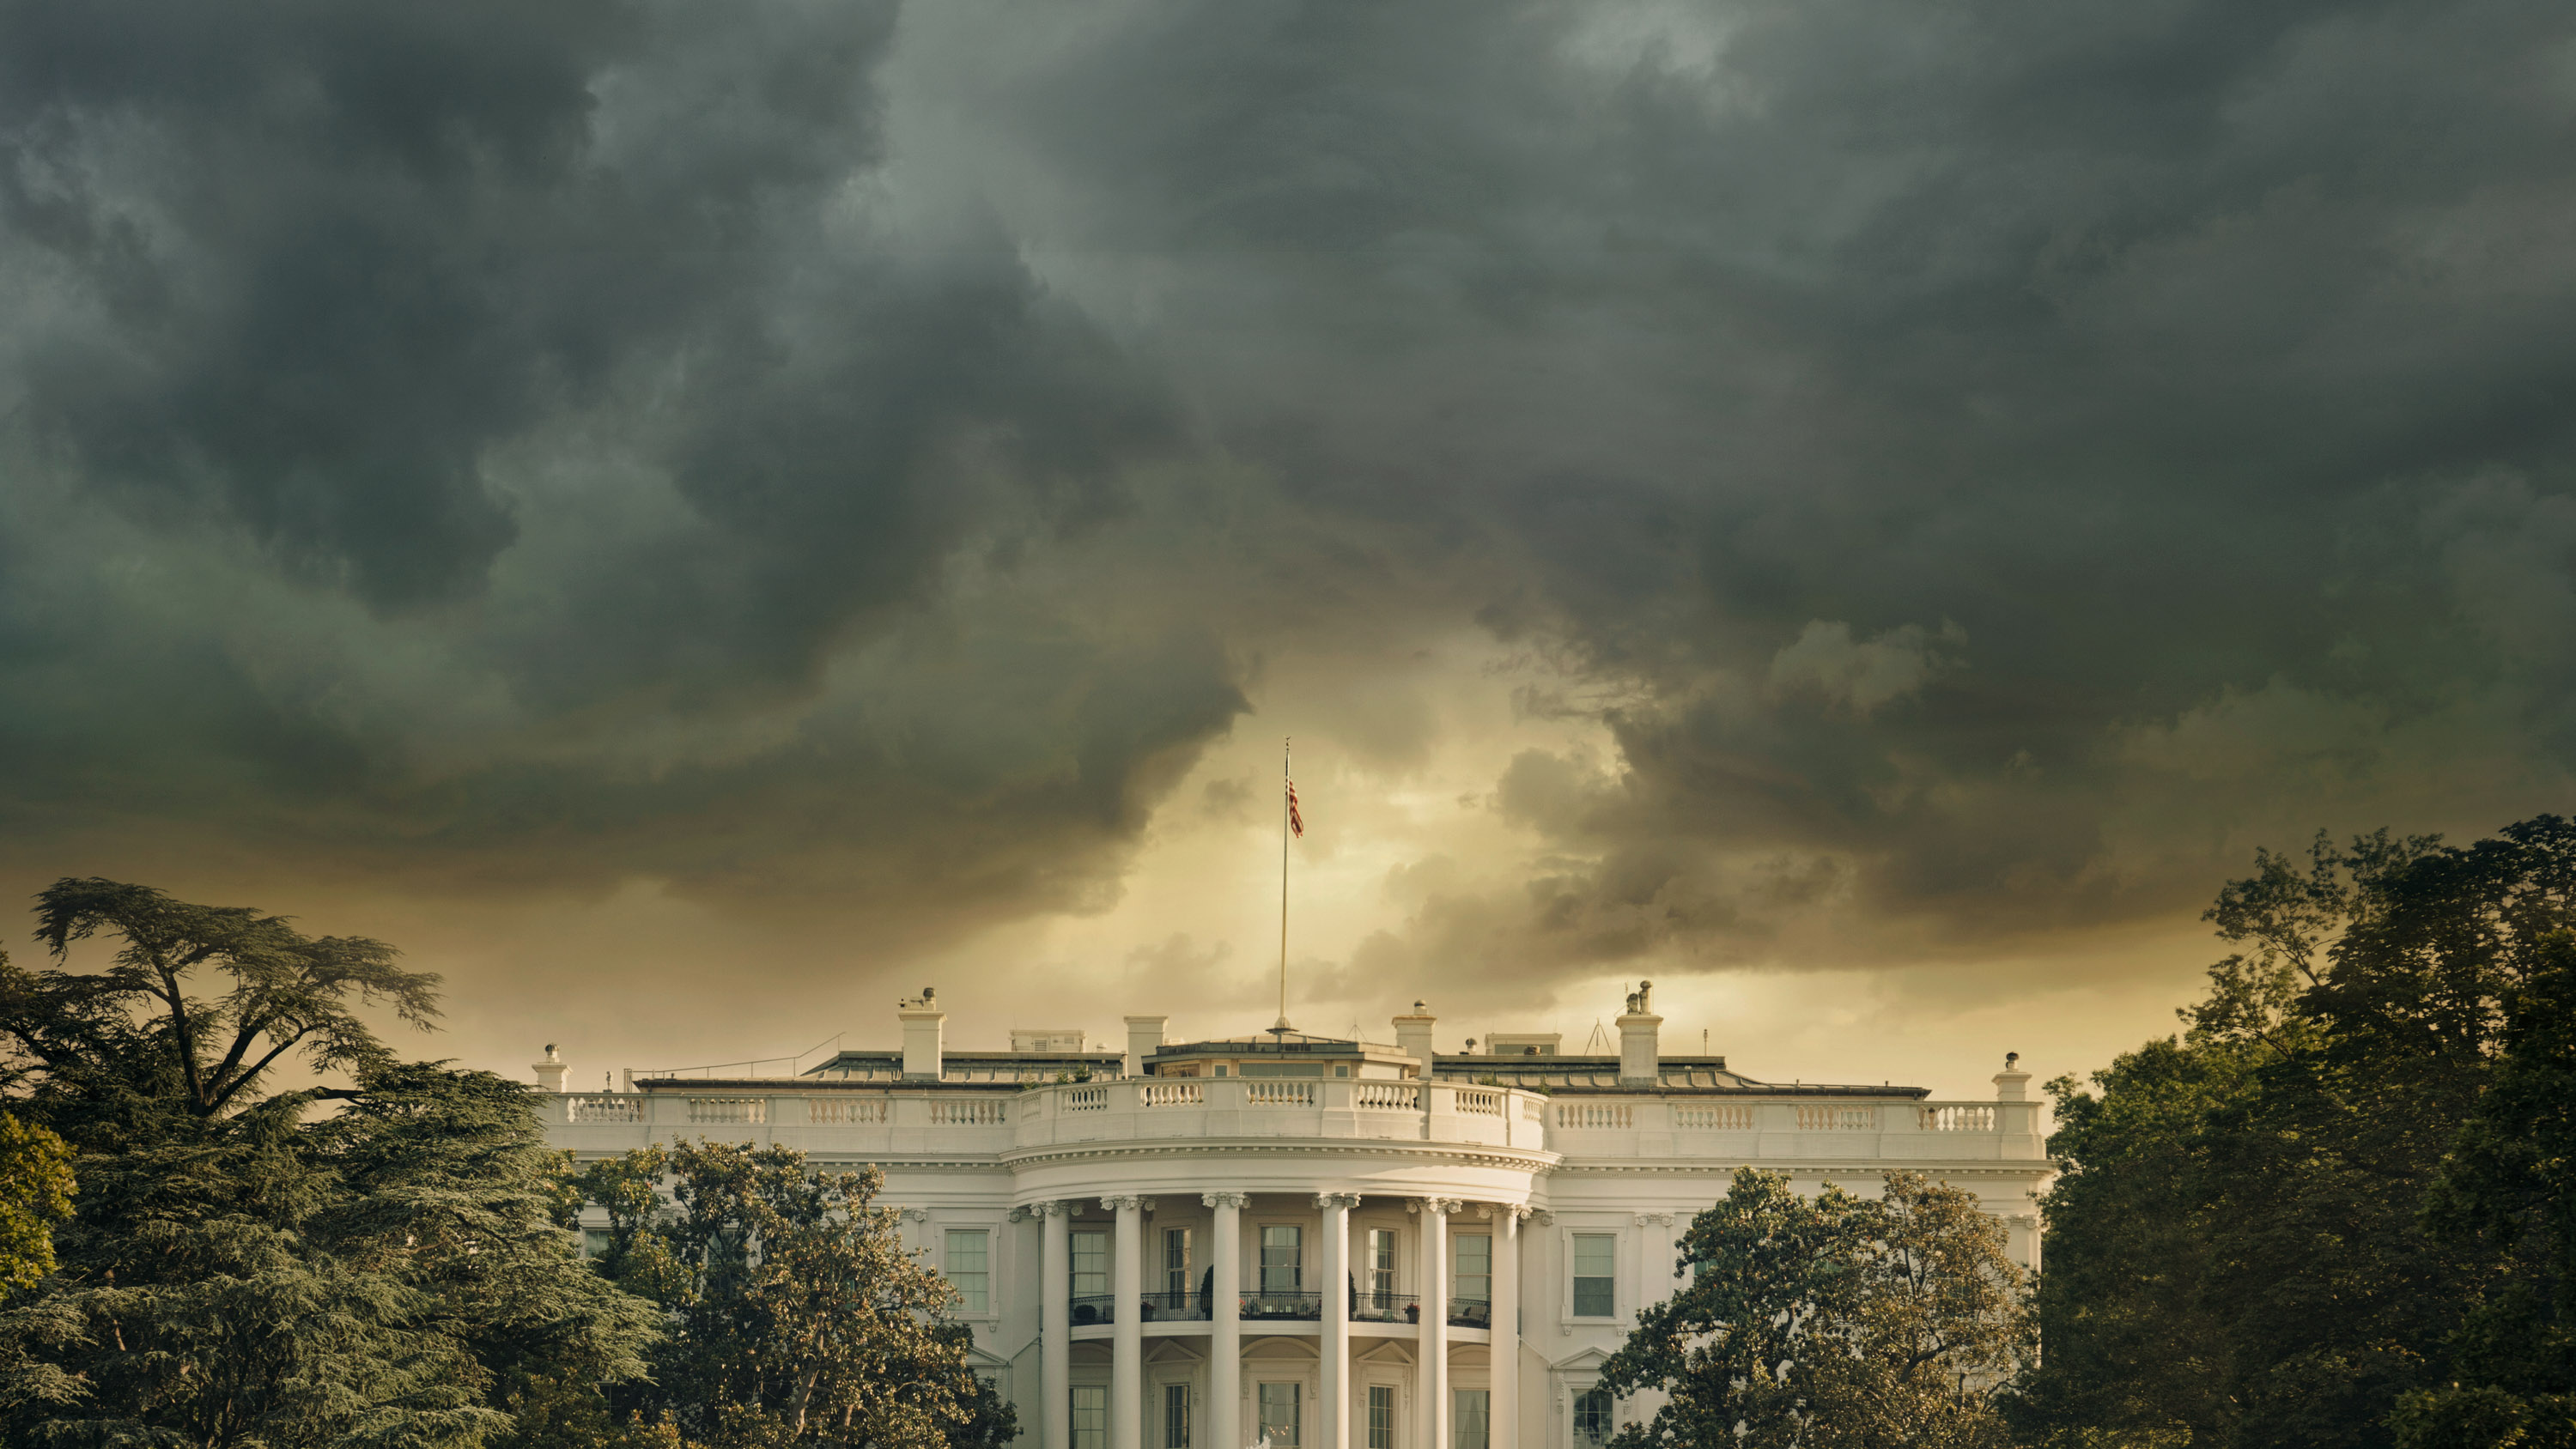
1368, 1385, 1396, 1449
1453, 1391, 1490, 1449
1454, 1234, 1492, 1304
581, 1228, 612, 1260
1258, 1383, 1302, 1447
1260, 1225, 1304, 1294
1369, 1228, 1399, 1300
1571, 1234, 1616, 1277
1072, 1230, 1109, 1300
1074, 1386, 1109, 1449
1572, 1233, 1615, 1317
1166, 1228, 1192, 1299
1165, 1383, 1192, 1449
946, 1229, 989, 1313
1573, 1390, 1612, 1446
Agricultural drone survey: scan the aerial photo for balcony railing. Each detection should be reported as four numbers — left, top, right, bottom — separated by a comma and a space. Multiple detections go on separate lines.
1241, 1290, 1323, 1321
1447, 1298, 1493, 1329
1139, 1290, 1211, 1321
1352, 1289, 1418, 1323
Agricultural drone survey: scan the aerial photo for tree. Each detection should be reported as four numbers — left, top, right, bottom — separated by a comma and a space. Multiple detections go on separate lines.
2013, 817, 2576, 1449
0, 878, 659, 1448
1599, 1167, 2027, 1449
574, 1141, 1012, 1449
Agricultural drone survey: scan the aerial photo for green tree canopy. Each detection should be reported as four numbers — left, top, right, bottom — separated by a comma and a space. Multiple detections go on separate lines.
574, 1140, 1013, 1449
1599, 1167, 2028, 1449
0, 1106, 73, 1293
2014, 816, 2576, 1449
0, 878, 659, 1448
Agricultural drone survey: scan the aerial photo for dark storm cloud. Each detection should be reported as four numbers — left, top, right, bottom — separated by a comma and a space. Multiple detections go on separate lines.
937, 0, 2576, 978
5, 0, 2576, 978
0, 0, 1230, 919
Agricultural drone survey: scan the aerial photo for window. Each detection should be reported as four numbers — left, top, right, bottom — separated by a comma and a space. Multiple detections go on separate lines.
1335, 1064, 1351, 1076
1573, 1389, 1613, 1447
1260, 1225, 1303, 1294
945, 1229, 989, 1313
1072, 1229, 1109, 1307
1453, 1391, 1489, 1449
1165, 1228, 1192, 1299
1214, 1064, 1229, 1076
1367, 1385, 1397, 1449
581, 1228, 612, 1261
1164, 1383, 1191, 1449
1258, 1383, 1301, 1447
1572, 1234, 1616, 1318
1369, 1228, 1399, 1304
1454, 1234, 1492, 1305
1073, 1386, 1109, 1449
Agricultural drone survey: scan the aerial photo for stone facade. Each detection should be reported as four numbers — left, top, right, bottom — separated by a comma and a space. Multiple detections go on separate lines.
538, 988, 2050, 1449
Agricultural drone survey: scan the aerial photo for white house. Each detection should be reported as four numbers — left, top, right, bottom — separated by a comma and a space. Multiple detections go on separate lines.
535, 984, 2051, 1449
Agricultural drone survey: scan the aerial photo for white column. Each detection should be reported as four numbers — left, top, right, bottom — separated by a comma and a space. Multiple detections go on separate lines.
1109, 1197, 1147, 1449
1492, 1208, 1521, 1449
1317, 1194, 1358, 1449
1206, 1193, 1246, 1449
1415, 1199, 1453, 1449
1042, 1203, 1072, 1449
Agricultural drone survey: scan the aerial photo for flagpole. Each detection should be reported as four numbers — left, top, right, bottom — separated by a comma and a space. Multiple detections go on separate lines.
1276, 736, 1291, 1034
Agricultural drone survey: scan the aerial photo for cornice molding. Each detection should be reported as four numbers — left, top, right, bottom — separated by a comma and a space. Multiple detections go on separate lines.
1000, 1139, 1560, 1173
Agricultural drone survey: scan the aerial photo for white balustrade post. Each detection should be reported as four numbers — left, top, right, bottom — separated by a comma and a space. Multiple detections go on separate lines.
1206, 1193, 1246, 1449
1317, 1194, 1358, 1449
1042, 1203, 1072, 1449
1492, 1207, 1522, 1449
1414, 1199, 1453, 1449
1109, 1197, 1146, 1449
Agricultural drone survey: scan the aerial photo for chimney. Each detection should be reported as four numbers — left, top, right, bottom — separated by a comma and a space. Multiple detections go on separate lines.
1394, 1001, 1437, 1076
532, 1044, 568, 1094
1617, 981, 1662, 1086
1124, 1016, 1168, 1077
1993, 1052, 2031, 1102
900, 987, 946, 1080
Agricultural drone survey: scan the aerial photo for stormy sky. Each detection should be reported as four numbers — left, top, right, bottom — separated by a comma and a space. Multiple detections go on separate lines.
4, 0, 2573, 1098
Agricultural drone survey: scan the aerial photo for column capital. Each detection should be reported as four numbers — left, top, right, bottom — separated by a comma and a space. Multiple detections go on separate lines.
1313, 1191, 1362, 1210
1029, 1199, 1074, 1217
1406, 1196, 1463, 1216
1529, 1210, 1555, 1227
1201, 1191, 1251, 1210
1007, 1205, 1032, 1222
1633, 1212, 1675, 1228
1506, 1204, 1539, 1222
900, 1207, 932, 1222
1102, 1194, 1151, 1212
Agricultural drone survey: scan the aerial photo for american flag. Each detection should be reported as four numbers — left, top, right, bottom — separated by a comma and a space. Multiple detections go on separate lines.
1286, 779, 1305, 838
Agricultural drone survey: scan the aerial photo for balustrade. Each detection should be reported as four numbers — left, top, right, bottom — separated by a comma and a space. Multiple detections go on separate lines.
1555, 1103, 1633, 1129
1455, 1088, 1503, 1116
805, 1098, 887, 1125
1355, 1082, 1419, 1110
1919, 1104, 1996, 1131
1674, 1104, 1754, 1130
565, 1094, 643, 1124
928, 1099, 1006, 1126
1795, 1105, 1877, 1131
1245, 1081, 1316, 1106
1062, 1085, 1109, 1113
687, 1097, 766, 1125
1139, 1082, 1203, 1107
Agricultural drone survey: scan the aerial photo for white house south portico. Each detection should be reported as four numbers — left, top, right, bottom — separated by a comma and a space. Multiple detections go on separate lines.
540, 986, 2052, 1449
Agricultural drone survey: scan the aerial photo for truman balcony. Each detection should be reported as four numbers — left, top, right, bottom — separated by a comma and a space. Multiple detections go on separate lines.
1011, 1077, 1549, 1151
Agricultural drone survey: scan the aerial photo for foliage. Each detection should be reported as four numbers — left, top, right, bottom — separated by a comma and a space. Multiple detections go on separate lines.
0, 878, 659, 1449
0, 1105, 74, 1293
573, 1140, 1014, 1449
2013, 817, 2576, 1449
1599, 1167, 2028, 1449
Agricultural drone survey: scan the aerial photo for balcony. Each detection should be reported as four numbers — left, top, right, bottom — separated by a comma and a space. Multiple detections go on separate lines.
1014, 1078, 1549, 1152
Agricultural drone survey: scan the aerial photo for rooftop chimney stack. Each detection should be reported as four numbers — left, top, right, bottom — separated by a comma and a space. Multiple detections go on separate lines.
532, 1044, 568, 1094
1123, 1016, 1168, 1077
1394, 1001, 1437, 1075
1993, 1052, 2031, 1102
900, 988, 945, 1081
1617, 981, 1662, 1086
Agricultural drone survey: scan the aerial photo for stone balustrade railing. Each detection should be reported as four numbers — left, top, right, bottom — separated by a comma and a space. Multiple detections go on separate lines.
537, 1084, 2044, 1161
